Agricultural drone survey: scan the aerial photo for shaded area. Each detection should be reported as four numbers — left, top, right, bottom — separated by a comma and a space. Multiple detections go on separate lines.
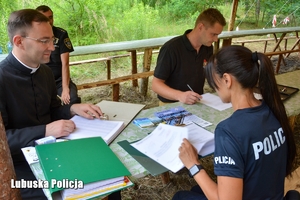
79, 56, 300, 199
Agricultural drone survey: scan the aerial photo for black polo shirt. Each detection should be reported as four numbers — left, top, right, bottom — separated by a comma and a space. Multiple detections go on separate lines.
154, 29, 213, 103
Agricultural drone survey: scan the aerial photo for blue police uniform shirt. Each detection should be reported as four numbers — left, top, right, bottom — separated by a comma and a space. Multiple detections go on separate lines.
214, 101, 287, 199
47, 26, 74, 80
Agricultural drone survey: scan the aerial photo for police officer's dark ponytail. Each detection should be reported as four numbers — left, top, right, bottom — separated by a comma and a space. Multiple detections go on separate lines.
256, 51, 296, 177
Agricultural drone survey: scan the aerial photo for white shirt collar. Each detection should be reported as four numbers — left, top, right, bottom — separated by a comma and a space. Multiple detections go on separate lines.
12, 52, 40, 74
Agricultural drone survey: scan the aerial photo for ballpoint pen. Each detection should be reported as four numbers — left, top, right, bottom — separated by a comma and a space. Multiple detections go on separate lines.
56, 95, 64, 105
187, 84, 201, 101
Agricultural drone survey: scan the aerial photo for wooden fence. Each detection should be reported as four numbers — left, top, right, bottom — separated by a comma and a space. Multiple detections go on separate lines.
0, 27, 299, 101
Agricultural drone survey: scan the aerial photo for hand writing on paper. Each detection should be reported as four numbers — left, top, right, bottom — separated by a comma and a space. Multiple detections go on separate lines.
178, 91, 202, 105
45, 120, 76, 138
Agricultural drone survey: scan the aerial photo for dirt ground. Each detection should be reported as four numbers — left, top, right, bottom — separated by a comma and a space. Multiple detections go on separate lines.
77, 55, 300, 200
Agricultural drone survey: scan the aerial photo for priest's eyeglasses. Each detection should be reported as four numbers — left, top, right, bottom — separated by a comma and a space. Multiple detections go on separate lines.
23, 36, 59, 45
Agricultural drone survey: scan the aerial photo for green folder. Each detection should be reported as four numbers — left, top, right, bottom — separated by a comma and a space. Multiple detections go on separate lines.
35, 137, 131, 194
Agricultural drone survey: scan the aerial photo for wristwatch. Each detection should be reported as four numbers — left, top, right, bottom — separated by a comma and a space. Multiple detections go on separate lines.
188, 164, 204, 178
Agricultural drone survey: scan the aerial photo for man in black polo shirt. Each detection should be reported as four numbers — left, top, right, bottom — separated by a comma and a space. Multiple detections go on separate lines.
152, 8, 226, 105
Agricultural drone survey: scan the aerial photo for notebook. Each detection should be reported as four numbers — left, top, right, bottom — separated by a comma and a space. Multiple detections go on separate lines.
65, 115, 125, 144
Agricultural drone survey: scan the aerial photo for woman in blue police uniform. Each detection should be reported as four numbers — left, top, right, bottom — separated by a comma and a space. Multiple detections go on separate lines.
173, 45, 298, 200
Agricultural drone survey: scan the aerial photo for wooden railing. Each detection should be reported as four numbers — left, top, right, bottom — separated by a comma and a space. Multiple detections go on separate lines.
1, 27, 299, 101
70, 27, 300, 101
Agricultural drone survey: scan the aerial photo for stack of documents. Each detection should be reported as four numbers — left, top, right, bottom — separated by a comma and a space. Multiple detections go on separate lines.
35, 137, 133, 199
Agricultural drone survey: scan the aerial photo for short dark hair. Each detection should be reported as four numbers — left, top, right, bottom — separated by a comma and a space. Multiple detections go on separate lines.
7, 9, 49, 43
36, 5, 52, 13
195, 8, 226, 28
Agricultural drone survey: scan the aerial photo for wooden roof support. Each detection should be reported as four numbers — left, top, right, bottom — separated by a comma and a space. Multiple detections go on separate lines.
222, 0, 239, 48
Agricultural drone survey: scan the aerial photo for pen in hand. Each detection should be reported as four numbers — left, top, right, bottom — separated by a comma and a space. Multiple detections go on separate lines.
187, 84, 201, 101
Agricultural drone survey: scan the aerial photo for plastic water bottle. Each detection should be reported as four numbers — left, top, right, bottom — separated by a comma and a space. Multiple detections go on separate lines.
0, 46, 3, 54
7, 42, 12, 53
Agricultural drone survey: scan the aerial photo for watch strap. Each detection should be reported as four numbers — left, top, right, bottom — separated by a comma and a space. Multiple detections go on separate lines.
188, 164, 204, 178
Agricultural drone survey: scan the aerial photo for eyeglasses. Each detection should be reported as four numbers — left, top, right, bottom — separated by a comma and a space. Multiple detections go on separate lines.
23, 36, 59, 45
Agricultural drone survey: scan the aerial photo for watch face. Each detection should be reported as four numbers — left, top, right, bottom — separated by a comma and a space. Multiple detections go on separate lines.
189, 165, 199, 176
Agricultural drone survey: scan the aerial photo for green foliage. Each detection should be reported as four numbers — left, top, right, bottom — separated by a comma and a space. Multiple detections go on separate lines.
0, 0, 18, 52
0, 0, 300, 49
115, 2, 160, 41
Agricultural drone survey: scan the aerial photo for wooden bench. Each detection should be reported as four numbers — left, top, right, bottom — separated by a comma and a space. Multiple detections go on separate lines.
76, 71, 154, 101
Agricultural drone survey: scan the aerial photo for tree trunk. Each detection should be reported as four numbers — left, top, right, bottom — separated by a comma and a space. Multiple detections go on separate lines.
0, 114, 21, 200
255, 0, 261, 27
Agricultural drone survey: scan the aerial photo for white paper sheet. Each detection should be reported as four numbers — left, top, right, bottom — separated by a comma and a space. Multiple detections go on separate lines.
130, 123, 215, 173
131, 124, 188, 173
201, 93, 232, 111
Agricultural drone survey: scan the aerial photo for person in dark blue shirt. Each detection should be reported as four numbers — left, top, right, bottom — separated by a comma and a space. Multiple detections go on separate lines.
173, 45, 297, 199
36, 5, 81, 105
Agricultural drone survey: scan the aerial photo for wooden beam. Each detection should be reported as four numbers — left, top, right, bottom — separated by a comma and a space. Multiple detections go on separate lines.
222, 0, 239, 47
140, 48, 153, 96
130, 50, 138, 87
229, 0, 239, 31
112, 84, 120, 101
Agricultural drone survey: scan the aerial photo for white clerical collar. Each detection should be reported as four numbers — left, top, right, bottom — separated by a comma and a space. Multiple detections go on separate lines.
12, 52, 40, 73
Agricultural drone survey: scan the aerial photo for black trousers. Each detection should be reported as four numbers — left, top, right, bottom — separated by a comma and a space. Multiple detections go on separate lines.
56, 78, 81, 104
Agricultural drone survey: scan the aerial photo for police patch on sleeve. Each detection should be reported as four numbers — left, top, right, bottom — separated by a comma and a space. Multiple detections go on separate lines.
64, 38, 73, 49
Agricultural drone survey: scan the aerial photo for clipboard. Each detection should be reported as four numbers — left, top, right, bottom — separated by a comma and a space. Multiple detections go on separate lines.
277, 84, 299, 101
254, 84, 299, 101
96, 100, 145, 126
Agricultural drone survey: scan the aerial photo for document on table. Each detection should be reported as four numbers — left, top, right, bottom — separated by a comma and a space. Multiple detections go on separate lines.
130, 123, 215, 173
201, 93, 232, 111
183, 114, 212, 127
131, 123, 188, 173
64, 115, 125, 144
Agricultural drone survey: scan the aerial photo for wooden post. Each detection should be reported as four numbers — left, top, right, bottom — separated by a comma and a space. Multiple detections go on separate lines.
140, 48, 153, 96
0, 114, 22, 200
160, 171, 170, 185
229, 0, 239, 31
130, 50, 138, 87
112, 84, 120, 101
221, 0, 239, 48
275, 54, 283, 74
213, 39, 220, 53
222, 39, 232, 47
107, 60, 111, 80
288, 115, 296, 133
